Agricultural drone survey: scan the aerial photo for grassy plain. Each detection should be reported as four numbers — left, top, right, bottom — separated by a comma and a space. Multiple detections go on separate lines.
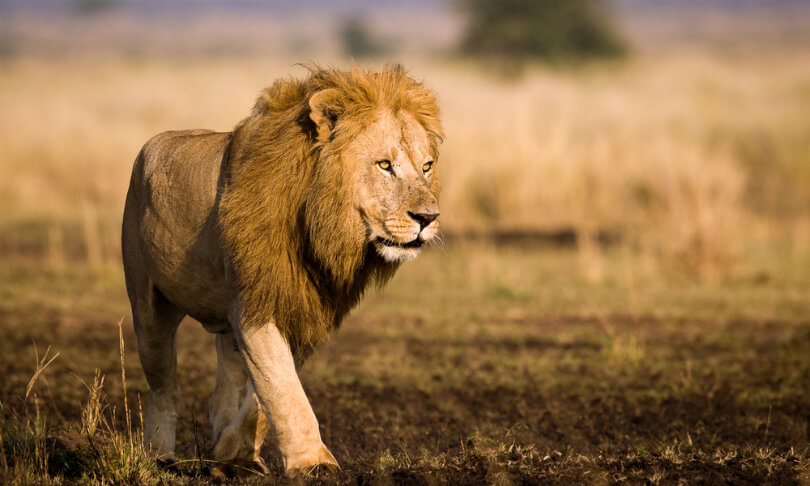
1, 244, 809, 484
1, 38, 810, 484
2, 53, 810, 273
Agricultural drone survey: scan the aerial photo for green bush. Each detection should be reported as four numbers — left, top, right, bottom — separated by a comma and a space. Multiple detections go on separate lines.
458, 0, 626, 63
341, 18, 387, 58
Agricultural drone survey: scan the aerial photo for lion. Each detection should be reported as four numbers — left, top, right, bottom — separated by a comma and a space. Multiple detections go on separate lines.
121, 64, 443, 476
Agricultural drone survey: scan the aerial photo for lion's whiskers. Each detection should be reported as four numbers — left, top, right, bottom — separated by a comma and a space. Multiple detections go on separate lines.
426, 233, 448, 256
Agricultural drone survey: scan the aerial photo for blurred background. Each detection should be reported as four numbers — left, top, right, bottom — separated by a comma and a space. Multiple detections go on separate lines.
2, 1, 810, 482
1, 0, 809, 280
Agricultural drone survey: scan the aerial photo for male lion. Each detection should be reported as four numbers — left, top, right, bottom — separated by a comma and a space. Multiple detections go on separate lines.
121, 65, 443, 475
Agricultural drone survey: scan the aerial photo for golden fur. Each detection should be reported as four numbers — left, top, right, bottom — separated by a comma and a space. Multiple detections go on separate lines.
219, 64, 444, 358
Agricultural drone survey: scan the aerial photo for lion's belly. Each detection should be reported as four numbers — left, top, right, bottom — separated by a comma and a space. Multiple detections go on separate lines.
154, 274, 230, 333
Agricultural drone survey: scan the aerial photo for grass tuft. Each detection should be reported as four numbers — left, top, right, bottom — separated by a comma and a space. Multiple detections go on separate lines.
0, 330, 165, 486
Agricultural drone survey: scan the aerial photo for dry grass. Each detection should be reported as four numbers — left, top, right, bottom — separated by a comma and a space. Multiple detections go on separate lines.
0, 320, 162, 486
1, 52, 809, 279
0, 318, 174, 485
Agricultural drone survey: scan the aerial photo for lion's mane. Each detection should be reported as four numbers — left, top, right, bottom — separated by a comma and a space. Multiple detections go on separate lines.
218, 64, 443, 359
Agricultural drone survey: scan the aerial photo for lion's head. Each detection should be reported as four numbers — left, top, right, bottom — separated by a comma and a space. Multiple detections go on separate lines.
306, 67, 443, 264
220, 64, 444, 356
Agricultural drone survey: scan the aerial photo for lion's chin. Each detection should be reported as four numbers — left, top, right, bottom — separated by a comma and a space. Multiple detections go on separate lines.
373, 239, 422, 263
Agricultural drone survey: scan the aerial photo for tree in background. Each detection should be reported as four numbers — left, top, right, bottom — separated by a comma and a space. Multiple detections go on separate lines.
74, 0, 116, 14
458, 0, 626, 63
341, 18, 388, 59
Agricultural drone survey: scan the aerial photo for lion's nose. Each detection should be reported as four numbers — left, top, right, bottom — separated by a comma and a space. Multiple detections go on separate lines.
408, 211, 439, 230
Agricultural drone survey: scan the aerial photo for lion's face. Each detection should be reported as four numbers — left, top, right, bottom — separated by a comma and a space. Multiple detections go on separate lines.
344, 109, 440, 263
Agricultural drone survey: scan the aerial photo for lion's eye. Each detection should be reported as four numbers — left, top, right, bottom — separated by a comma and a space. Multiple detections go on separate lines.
422, 161, 433, 173
377, 159, 392, 171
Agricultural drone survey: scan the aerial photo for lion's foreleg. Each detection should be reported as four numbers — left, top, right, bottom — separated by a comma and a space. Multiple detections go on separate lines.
209, 332, 269, 472
210, 382, 270, 472
232, 318, 338, 475
209, 332, 248, 443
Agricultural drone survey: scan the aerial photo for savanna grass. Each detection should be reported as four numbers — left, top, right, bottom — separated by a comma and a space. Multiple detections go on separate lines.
0, 326, 162, 485
1, 53, 809, 280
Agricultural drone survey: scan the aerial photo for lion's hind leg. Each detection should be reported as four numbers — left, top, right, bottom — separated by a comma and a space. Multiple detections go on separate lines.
129, 282, 185, 463
209, 332, 270, 474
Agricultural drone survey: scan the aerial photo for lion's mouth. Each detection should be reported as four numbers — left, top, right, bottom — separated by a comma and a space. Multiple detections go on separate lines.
376, 237, 423, 249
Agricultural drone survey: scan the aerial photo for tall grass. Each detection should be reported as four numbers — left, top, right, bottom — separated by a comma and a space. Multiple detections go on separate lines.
1, 53, 808, 278
0, 326, 161, 485
1, 345, 60, 484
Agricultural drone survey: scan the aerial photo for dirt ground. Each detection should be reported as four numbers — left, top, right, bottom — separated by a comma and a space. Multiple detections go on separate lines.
1, 245, 809, 484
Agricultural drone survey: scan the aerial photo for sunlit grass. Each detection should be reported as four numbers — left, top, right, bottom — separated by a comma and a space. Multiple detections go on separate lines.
1, 53, 809, 280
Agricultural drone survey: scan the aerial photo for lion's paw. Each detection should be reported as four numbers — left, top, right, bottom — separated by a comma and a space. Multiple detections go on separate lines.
210, 456, 270, 479
284, 443, 340, 477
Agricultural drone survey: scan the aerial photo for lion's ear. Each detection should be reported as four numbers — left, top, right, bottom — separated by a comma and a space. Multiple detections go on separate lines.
309, 89, 342, 141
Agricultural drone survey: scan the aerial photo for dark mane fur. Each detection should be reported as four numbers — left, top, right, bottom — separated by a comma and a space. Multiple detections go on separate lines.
218, 64, 443, 359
